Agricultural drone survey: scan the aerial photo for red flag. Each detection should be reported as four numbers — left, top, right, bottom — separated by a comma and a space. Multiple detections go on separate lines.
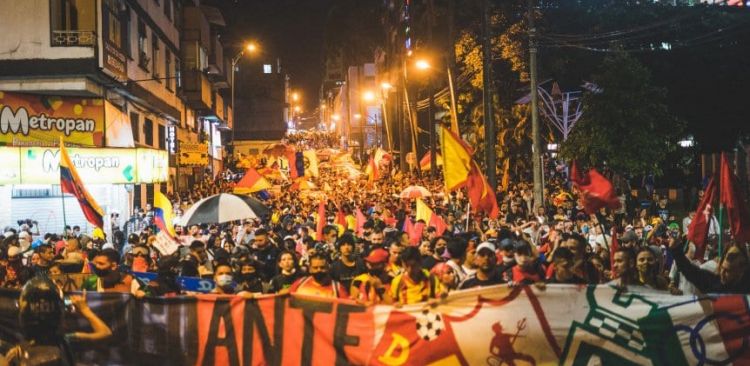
316, 200, 326, 240
720, 153, 750, 244
429, 215, 448, 236
410, 223, 425, 245
572, 167, 620, 215
687, 177, 717, 258
466, 161, 499, 219
609, 228, 619, 274
355, 208, 367, 236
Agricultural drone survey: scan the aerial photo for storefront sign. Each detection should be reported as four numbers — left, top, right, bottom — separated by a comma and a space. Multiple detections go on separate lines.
0, 147, 20, 184
179, 142, 209, 166
0, 146, 168, 185
136, 148, 169, 183
0, 91, 104, 146
166, 125, 177, 154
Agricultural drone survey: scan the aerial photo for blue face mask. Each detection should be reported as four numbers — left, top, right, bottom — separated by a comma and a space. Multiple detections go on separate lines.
582, 226, 589, 234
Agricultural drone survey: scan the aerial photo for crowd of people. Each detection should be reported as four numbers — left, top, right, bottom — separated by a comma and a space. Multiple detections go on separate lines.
2, 134, 750, 311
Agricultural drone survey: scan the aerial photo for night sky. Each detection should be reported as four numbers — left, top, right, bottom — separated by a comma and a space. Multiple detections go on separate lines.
210, 0, 335, 111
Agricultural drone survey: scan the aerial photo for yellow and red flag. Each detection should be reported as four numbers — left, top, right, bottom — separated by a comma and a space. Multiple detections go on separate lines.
234, 168, 272, 194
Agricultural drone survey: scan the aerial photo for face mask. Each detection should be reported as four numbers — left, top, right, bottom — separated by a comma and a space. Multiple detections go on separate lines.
216, 274, 233, 288
132, 257, 149, 272
93, 266, 112, 278
312, 272, 331, 285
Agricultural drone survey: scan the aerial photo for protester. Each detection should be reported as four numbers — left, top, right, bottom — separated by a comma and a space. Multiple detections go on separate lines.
265, 251, 298, 294
459, 242, 504, 289
330, 234, 365, 290
390, 246, 443, 305
350, 248, 392, 305
289, 253, 348, 298
669, 237, 750, 294
82, 249, 146, 298
5, 277, 111, 365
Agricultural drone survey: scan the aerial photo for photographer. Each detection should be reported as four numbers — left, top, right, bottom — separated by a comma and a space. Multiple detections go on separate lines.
4, 276, 111, 365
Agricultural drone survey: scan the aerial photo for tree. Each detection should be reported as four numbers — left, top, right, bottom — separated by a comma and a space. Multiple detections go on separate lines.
560, 51, 684, 175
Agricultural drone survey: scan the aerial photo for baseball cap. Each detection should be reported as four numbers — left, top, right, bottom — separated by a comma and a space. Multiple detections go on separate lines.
476, 241, 496, 254
364, 248, 389, 264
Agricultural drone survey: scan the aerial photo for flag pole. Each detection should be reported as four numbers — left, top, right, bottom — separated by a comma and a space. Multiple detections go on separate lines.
594, 212, 610, 251
60, 138, 68, 235
61, 187, 68, 235
465, 200, 471, 231
717, 204, 724, 258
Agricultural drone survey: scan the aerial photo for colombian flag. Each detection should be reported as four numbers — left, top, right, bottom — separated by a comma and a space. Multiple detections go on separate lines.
233, 168, 272, 194
59, 138, 104, 228
286, 150, 305, 179
154, 190, 176, 238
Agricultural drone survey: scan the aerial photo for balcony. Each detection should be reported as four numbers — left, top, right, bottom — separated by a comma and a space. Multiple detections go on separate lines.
51, 30, 96, 47
183, 69, 212, 110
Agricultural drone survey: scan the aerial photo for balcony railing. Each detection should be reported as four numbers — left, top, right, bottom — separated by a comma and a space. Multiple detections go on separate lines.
51, 30, 96, 47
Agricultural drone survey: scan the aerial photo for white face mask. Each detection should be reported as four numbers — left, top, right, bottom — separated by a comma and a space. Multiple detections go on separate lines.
216, 274, 233, 287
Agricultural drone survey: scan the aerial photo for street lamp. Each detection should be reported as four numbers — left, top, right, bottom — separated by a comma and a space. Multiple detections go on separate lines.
415, 59, 431, 71
362, 90, 376, 103
231, 42, 259, 154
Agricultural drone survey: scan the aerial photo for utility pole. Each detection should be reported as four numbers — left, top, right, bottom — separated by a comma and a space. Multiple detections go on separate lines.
428, 0, 437, 178
482, 0, 496, 189
528, 0, 543, 209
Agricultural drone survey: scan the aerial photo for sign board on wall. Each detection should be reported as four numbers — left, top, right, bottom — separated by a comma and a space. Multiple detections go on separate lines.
0, 147, 168, 185
100, 0, 127, 82
136, 148, 169, 183
179, 142, 209, 166
0, 92, 105, 147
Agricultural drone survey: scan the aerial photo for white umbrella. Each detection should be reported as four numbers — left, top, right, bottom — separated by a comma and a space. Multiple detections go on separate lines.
399, 185, 432, 199
180, 193, 269, 226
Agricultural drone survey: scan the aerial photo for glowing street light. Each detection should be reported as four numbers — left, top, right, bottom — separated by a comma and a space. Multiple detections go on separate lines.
292, 92, 299, 102
332, 114, 341, 121
381, 82, 393, 90
415, 59, 431, 71
362, 90, 376, 103
354, 114, 362, 120
294, 106, 301, 113
246, 43, 258, 53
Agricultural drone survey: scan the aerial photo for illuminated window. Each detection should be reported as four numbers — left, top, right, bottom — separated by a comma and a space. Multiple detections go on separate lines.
263, 64, 273, 74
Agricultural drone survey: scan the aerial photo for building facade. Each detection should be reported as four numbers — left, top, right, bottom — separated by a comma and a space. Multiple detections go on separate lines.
0, 0, 232, 234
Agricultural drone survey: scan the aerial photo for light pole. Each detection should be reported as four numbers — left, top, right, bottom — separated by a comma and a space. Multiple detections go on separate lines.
231, 42, 258, 156
380, 82, 393, 150
415, 59, 437, 178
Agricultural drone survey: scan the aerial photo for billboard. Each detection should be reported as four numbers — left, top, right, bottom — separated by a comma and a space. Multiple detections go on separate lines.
179, 142, 209, 166
0, 147, 168, 185
0, 91, 105, 147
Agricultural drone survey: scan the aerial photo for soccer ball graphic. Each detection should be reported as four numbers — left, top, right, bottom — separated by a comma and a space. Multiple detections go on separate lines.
415, 309, 445, 341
